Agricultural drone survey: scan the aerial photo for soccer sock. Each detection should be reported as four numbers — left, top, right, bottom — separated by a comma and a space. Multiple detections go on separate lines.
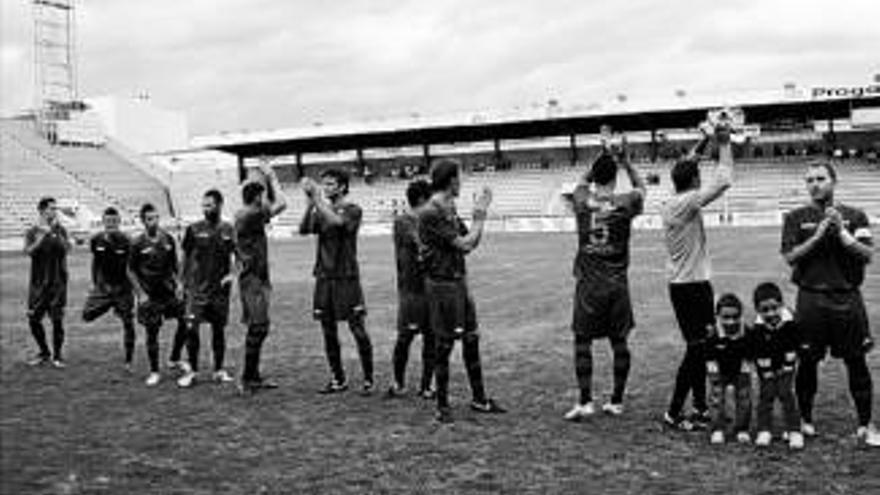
690, 343, 708, 412
462, 334, 486, 404
169, 319, 186, 362
122, 321, 137, 364
574, 333, 593, 405
187, 321, 201, 372
243, 324, 268, 382
349, 316, 373, 382
145, 325, 160, 373
795, 358, 819, 423
845, 355, 873, 427
122, 318, 135, 364
321, 320, 345, 383
610, 337, 631, 404
392, 331, 415, 387
420, 332, 436, 392
434, 339, 454, 409
29, 318, 51, 357
50, 318, 64, 360
211, 323, 225, 372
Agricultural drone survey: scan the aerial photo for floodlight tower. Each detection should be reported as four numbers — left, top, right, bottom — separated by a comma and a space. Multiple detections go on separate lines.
32, 0, 78, 130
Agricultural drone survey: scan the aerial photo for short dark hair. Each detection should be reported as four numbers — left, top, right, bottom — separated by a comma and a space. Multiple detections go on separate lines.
37, 196, 56, 212
242, 181, 265, 205
405, 179, 431, 208
320, 168, 350, 195
807, 161, 837, 182
430, 159, 460, 192
204, 189, 224, 205
715, 292, 743, 315
139, 203, 157, 220
671, 158, 700, 193
753, 282, 783, 308
589, 153, 617, 185
103, 206, 119, 216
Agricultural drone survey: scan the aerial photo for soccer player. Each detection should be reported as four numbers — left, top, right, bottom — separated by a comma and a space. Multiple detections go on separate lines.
661, 121, 733, 431
128, 203, 186, 386
176, 189, 237, 388
563, 141, 645, 421
705, 293, 752, 445
750, 282, 803, 450
82, 207, 136, 371
236, 162, 287, 394
299, 169, 374, 395
418, 159, 505, 423
24, 196, 70, 367
781, 161, 879, 446
387, 179, 435, 398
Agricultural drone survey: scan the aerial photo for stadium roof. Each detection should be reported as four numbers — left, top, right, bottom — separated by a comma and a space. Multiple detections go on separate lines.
193, 85, 880, 158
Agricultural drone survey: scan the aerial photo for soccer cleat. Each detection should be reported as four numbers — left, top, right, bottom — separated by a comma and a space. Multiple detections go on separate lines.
801, 422, 817, 437
318, 379, 348, 394
255, 378, 279, 390
736, 431, 751, 444
145, 372, 161, 387
602, 402, 624, 416
177, 370, 196, 388
360, 380, 374, 396
50, 359, 66, 369
167, 360, 183, 372
471, 398, 506, 414
710, 430, 725, 445
26, 354, 49, 366
755, 431, 772, 447
855, 424, 880, 447
688, 409, 711, 428
788, 431, 805, 450
564, 402, 596, 421
435, 407, 454, 424
212, 369, 235, 383
237, 380, 259, 396
663, 412, 694, 432
419, 388, 436, 400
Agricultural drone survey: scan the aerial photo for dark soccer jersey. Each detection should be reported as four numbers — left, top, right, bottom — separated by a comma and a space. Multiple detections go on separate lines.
26, 224, 69, 300
393, 212, 425, 293
130, 229, 178, 299
90, 231, 131, 292
302, 202, 362, 279
706, 325, 751, 378
781, 203, 872, 291
235, 205, 271, 284
751, 315, 799, 374
418, 199, 468, 281
571, 186, 643, 284
182, 219, 236, 303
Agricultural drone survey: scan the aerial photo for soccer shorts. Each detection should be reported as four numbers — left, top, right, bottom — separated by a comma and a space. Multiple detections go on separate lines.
572, 278, 634, 340
82, 288, 134, 322
136, 296, 184, 327
239, 275, 271, 327
185, 295, 231, 327
27, 285, 67, 321
669, 281, 715, 344
397, 290, 430, 334
425, 278, 477, 341
796, 288, 871, 360
312, 278, 366, 322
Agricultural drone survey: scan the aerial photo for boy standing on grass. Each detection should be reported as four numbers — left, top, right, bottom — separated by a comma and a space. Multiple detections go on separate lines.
751, 282, 803, 449
705, 293, 752, 445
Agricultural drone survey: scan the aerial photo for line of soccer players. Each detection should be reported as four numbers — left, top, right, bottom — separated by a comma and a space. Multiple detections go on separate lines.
21, 124, 878, 440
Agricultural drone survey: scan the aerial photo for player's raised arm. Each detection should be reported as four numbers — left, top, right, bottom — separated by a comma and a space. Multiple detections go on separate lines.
696, 123, 733, 207
258, 162, 287, 218
452, 186, 492, 253
618, 137, 646, 199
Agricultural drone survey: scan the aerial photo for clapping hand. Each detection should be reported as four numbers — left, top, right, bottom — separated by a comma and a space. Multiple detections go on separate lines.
474, 186, 493, 211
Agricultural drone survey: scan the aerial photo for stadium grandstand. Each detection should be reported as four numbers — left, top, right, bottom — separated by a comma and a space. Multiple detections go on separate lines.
2, 82, 879, 246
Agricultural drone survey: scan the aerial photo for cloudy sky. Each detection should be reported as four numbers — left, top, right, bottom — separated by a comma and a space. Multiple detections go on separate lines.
2, 0, 878, 135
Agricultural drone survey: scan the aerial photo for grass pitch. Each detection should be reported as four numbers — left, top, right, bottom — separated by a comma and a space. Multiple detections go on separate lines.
1, 227, 879, 494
